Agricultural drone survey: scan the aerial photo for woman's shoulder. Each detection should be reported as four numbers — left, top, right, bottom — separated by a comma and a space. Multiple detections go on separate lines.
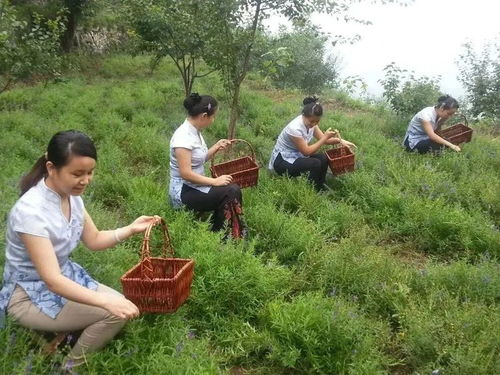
414, 106, 437, 122
11, 186, 46, 215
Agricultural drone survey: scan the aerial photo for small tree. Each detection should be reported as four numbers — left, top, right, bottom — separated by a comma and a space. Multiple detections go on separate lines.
379, 62, 442, 118
11, 0, 93, 52
0, 1, 65, 93
124, 0, 214, 97
457, 40, 500, 120
258, 25, 340, 93
205, 0, 407, 139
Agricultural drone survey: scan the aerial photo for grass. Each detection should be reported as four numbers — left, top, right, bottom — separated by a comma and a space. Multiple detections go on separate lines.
0, 54, 498, 374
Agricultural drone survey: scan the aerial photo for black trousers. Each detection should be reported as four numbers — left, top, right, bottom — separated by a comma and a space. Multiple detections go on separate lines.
181, 183, 242, 231
404, 136, 443, 154
273, 152, 328, 191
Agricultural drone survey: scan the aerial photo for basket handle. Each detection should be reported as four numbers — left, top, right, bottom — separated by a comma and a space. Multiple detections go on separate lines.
459, 113, 469, 126
210, 138, 256, 170
140, 218, 174, 280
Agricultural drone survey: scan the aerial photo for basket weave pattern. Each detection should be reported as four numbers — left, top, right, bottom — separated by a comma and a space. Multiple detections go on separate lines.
120, 218, 194, 314
210, 139, 259, 188
436, 123, 473, 145
326, 146, 355, 175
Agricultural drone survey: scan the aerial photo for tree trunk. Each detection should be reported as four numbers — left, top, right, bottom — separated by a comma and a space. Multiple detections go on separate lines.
226, 0, 261, 139
61, 11, 78, 52
227, 83, 240, 139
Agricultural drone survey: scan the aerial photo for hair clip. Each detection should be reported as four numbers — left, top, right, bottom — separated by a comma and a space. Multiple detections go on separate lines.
207, 103, 212, 111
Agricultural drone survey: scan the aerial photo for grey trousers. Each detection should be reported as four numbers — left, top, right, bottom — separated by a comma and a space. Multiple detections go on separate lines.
8, 284, 127, 368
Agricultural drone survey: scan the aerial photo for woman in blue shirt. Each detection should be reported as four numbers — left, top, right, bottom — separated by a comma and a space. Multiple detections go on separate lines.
0, 130, 157, 370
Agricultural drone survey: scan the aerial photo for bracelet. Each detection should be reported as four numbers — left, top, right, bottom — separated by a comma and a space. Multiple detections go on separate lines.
114, 229, 123, 243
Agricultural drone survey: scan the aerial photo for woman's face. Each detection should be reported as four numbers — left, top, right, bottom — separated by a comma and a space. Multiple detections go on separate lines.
437, 107, 457, 120
303, 115, 322, 128
46, 155, 96, 197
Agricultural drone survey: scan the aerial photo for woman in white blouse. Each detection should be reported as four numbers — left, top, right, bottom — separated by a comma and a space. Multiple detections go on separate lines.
403, 95, 461, 154
269, 96, 356, 191
0, 130, 157, 370
169, 93, 245, 237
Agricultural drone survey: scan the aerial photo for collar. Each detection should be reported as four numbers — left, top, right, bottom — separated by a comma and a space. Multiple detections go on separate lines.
37, 178, 63, 205
183, 119, 201, 137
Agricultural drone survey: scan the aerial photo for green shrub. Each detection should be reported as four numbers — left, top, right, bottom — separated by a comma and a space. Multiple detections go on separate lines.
258, 293, 392, 375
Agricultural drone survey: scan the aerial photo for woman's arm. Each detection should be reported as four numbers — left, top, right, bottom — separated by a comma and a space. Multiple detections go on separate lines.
422, 120, 460, 151
81, 210, 158, 251
21, 234, 139, 319
175, 148, 232, 186
206, 139, 232, 161
291, 127, 337, 156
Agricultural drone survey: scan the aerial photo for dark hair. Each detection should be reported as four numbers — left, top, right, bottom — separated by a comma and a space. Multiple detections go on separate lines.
302, 96, 323, 117
19, 130, 97, 196
183, 93, 218, 117
436, 95, 459, 110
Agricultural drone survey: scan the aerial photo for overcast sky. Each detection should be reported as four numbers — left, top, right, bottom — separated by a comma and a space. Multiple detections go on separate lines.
267, 0, 499, 98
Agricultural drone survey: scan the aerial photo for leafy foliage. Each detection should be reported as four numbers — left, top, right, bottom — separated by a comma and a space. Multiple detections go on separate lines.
257, 25, 340, 93
0, 1, 65, 93
124, 0, 214, 96
379, 62, 442, 118
457, 39, 500, 121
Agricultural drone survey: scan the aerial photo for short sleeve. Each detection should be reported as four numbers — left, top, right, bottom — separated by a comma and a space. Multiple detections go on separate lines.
417, 108, 435, 123
170, 130, 194, 150
10, 201, 50, 238
285, 119, 305, 139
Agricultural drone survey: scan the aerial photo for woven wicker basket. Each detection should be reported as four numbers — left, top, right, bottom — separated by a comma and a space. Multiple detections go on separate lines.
210, 139, 259, 188
325, 145, 355, 175
120, 218, 194, 314
436, 123, 473, 145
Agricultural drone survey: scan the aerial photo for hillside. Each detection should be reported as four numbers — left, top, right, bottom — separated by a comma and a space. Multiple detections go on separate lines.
0, 55, 498, 375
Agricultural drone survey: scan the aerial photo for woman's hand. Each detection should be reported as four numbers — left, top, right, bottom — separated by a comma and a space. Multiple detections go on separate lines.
215, 139, 233, 151
102, 294, 140, 319
449, 144, 461, 152
322, 128, 337, 141
213, 175, 233, 186
128, 215, 161, 235
340, 140, 357, 150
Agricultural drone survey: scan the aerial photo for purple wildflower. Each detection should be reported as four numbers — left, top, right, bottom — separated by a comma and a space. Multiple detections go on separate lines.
175, 341, 184, 354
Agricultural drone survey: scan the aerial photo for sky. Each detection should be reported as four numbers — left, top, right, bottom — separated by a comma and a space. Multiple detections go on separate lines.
266, 0, 499, 98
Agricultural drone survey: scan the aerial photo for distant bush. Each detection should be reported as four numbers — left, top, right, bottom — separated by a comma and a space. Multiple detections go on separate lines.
256, 25, 339, 94
0, 2, 65, 93
379, 62, 442, 118
457, 40, 500, 121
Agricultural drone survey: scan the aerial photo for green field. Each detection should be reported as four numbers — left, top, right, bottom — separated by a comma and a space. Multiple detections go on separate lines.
0, 56, 498, 374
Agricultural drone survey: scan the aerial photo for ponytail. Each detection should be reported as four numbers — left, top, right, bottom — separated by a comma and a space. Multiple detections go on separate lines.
19, 155, 48, 196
